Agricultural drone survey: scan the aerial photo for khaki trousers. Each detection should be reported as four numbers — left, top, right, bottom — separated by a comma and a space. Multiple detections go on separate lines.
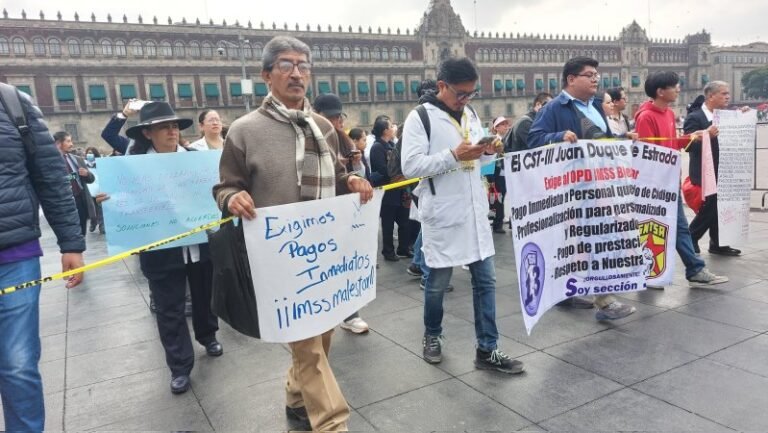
286, 329, 349, 432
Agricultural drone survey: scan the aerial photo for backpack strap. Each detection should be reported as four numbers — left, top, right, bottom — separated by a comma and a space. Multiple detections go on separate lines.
415, 105, 437, 195
0, 83, 36, 162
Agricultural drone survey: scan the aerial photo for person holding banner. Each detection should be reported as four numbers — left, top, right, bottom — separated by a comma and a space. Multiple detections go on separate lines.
213, 35, 373, 432
121, 101, 223, 395
684, 81, 741, 256
634, 71, 729, 287
527, 56, 637, 320
401, 57, 524, 374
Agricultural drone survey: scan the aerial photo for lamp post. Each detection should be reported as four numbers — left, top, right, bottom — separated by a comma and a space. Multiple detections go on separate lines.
220, 35, 252, 112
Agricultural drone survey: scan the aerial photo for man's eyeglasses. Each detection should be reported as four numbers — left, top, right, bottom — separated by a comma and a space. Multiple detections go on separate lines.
576, 72, 601, 81
446, 84, 479, 102
272, 60, 312, 75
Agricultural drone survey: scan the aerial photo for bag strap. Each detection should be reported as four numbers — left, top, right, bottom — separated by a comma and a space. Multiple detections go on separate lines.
414, 105, 437, 195
0, 83, 36, 161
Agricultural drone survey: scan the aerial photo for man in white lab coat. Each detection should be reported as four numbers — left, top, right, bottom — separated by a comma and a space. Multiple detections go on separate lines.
401, 57, 524, 374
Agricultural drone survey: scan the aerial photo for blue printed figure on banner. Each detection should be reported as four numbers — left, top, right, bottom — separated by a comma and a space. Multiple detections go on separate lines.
98, 151, 222, 255
520, 242, 545, 317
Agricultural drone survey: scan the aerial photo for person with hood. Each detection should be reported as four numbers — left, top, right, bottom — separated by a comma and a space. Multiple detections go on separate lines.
526, 56, 637, 321
401, 57, 524, 374
634, 71, 729, 288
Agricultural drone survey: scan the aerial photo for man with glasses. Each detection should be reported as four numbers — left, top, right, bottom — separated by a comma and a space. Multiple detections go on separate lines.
527, 56, 636, 321
606, 87, 631, 136
401, 57, 524, 374
214, 35, 373, 432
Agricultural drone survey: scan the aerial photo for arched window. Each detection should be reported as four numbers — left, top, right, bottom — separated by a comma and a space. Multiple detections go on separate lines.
382, 47, 389, 60
32, 37, 45, 55
242, 43, 252, 59
505, 49, 511, 62
101, 39, 113, 56
12, 37, 25, 55
491, 50, 498, 62
475, 49, 482, 62
392, 47, 400, 61
331, 45, 341, 59
115, 40, 126, 57
483, 50, 490, 62
342, 46, 351, 60
160, 41, 172, 57
68, 39, 80, 56
48, 38, 61, 56
201, 42, 212, 58
0, 37, 9, 55
173, 41, 185, 57
311, 45, 321, 59
83, 39, 95, 56
322, 45, 331, 60
511, 50, 518, 62
353, 46, 361, 60
253, 44, 262, 59
362, 46, 370, 60
146, 41, 157, 57
131, 40, 143, 56
402, 47, 410, 60
188, 41, 200, 57
373, 46, 382, 60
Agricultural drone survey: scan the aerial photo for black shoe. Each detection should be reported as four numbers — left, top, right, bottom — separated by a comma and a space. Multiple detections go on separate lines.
709, 246, 741, 256
397, 250, 414, 259
693, 242, 700, 255
98, 224, 105, 234
149, 294, 157, 314
555, 297, 594, 309
205, 340, 223, 357
89, 223, 97, 233
406, 264, 423, 277
383, 254, 400, 262
422, 334, 444, 364
170, 375, 190, 394
493, 226, 506, 234
286, 406, 311, 431
475, 348, 525, 374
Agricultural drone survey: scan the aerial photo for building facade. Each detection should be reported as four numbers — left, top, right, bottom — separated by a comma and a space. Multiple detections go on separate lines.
1, 0, 765, 149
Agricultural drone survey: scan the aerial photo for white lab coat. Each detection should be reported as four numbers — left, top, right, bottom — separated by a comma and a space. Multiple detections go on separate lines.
401, 103, 495, 268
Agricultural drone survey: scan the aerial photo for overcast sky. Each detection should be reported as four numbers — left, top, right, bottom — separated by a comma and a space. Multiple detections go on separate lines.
7, 0, 766, 46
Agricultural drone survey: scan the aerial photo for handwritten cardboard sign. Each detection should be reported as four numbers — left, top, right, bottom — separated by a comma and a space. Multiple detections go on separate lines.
99, 151, 222, 255
242, 190, 383, 343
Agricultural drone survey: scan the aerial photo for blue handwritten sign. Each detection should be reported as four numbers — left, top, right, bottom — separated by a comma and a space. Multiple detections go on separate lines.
242, 190, 384, 343
98, 151, 222, 255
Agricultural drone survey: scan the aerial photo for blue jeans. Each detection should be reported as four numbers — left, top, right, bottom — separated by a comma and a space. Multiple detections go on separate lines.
676, 196, 706, 279
424, 256, 498, 352
0, 257, 44, 432
411, 230, 431, 284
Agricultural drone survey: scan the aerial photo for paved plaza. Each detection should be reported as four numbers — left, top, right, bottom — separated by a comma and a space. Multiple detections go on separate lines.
4, 207, 768, 431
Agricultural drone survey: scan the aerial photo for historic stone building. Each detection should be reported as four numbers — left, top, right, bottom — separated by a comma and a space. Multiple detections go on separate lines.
710, 42, 768, 102
1, 0, 765, 149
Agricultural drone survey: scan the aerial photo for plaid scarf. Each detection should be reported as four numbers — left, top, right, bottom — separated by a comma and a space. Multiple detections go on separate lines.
262, 94, 337, 201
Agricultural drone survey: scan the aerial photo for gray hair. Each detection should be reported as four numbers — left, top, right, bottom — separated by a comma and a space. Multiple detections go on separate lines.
704, 80, 729, 97
261, 36, 312, 71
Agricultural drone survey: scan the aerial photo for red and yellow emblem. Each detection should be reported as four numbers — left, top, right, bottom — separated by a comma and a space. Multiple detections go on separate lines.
638, 219, 668, 278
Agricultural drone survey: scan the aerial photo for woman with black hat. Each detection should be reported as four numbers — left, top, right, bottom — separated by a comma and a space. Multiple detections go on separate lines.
124, 102, 223, 394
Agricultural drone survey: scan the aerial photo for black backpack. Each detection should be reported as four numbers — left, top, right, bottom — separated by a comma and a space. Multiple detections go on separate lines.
0, 83, 36, 165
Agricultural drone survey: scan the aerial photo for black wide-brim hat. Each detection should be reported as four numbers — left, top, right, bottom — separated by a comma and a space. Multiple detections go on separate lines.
125, 101, 194, 140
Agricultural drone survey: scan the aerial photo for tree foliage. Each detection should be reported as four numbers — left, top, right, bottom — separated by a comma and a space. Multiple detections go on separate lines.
742, 67, 768, 99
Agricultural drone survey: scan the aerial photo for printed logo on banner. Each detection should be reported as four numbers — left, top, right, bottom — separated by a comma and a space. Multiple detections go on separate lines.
520, 242, 545, 316
638, 219, 668, 278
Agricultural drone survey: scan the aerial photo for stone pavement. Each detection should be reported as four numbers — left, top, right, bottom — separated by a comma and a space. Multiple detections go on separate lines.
4, 209, 768, 431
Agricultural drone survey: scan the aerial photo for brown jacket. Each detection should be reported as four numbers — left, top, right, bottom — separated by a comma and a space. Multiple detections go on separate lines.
213, 106, 351, 210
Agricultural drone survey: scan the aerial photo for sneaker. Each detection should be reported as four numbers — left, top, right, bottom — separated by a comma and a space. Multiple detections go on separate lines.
595, 302, 636, 321
406, 264, 423, 277
708, 246, 741, 256
340, 317, 369, 334
422, 334, 445, 364
688, 268, 729, 286
475, 348, 525, 374
419, 281, 454, 292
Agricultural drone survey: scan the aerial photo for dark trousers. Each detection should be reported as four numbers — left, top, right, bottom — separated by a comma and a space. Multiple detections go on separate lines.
491, 175, 506, 229
380, 204, 410, 256
74, 195, 88, 236
690, 194, 720, 248
148, 260, 218, 377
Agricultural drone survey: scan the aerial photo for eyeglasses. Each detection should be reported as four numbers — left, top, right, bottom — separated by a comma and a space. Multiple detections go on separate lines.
272, 60, 312, 75
576, 72, 601, 81
446, 84, 479, 102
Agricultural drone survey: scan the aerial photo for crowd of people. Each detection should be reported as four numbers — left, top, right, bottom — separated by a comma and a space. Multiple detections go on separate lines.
0, 32, 751, 432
